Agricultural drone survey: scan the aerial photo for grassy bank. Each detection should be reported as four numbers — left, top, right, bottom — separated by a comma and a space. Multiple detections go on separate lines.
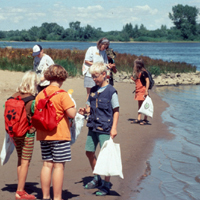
0, 48, 196, 77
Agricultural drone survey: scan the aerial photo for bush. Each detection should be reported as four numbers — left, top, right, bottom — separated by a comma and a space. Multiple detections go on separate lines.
0, 48, 196, 76
147, 66, 161, 76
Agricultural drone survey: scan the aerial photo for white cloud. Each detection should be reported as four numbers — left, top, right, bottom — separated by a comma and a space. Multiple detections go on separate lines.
135, 5, 158, 15
12, 16, 23, 23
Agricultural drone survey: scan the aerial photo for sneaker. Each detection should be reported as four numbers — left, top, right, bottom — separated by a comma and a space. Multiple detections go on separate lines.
16, 190, 36, 199
84, 177, 102, 189
96, 181, 112, 196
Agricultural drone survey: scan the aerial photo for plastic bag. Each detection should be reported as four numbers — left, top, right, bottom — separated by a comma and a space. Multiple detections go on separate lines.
70, 113, 85, 145
0, 132, 15, 166
138, 95, 154, 118
93, 138, 124, 179
82, 63, 89, 76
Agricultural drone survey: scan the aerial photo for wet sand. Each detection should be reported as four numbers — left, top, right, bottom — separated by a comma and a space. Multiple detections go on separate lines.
0, 70, 173, 200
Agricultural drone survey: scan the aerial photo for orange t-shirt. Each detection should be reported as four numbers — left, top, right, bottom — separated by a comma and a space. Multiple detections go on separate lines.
35, 85, 75, 141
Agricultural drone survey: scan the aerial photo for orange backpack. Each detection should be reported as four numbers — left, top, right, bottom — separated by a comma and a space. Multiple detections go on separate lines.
4, 96, 35, 137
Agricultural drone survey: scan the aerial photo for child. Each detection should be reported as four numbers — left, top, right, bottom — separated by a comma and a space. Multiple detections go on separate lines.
11, 71, 39, 199
106, 48, 117, 86
131, 57, 150, 125
35, 64, 76, 200
78, 62, 119, 196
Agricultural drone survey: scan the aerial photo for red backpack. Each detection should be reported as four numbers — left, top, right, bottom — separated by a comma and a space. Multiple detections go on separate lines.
4, 96, 35, 138
32, 89, 65, 131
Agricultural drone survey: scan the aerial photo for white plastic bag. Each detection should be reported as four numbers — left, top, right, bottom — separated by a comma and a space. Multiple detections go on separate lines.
138, 95, 154, 118
93, 138, 124, 179
0, 132, 15, 166
70, 113, 85, 145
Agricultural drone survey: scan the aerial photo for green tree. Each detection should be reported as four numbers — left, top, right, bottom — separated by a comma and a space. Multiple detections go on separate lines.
122, 23, 133, 37
169, 4, 200, 39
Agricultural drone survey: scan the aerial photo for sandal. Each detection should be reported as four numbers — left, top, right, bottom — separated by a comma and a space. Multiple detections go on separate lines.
16, 190, 36, 199
131, 119, 141, 124
140, 120, 148, 125
84, 177, 102, 189
96, 182, 112, 196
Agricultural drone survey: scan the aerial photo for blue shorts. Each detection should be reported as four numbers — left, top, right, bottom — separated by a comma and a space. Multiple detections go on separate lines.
40, 140, 71, 162
85, 129, 110, 152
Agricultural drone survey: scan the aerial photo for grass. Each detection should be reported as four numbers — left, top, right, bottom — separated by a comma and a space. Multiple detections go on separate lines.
0, 47, 196, 76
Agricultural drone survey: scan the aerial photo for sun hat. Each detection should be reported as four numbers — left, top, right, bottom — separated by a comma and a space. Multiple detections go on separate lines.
32, 44, 42, 56
106, 48, 116, 59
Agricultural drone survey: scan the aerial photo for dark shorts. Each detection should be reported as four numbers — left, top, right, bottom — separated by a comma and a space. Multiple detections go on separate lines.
40, 140, 71, 162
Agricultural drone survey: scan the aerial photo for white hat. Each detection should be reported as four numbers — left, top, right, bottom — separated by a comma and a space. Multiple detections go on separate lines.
32, 44, 42, 56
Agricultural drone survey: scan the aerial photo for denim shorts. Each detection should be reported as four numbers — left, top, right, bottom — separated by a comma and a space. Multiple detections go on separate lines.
40, 140, 71, 162
84, 76, 95, 88
85, 129, 110, 152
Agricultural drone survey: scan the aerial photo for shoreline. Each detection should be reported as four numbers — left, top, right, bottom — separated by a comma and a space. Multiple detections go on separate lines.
0, 71, 175, 200
1, 40, 200, 44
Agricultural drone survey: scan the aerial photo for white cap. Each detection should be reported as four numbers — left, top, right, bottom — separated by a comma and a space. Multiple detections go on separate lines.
32, 44, 42, 56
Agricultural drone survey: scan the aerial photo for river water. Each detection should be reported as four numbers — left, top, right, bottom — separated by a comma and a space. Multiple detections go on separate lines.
1, 41, 200, 200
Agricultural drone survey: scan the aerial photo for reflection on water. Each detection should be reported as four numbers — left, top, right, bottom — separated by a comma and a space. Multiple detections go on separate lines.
134, 85, 200, 200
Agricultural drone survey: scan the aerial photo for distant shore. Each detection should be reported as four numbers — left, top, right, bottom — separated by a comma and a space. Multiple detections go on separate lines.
1, 40, 200, 45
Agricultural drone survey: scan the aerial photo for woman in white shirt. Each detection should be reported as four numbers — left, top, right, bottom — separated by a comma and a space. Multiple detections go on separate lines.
83, 38, 110, 100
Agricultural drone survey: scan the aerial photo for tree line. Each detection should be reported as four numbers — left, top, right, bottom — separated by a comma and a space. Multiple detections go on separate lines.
0, 4, 199, 42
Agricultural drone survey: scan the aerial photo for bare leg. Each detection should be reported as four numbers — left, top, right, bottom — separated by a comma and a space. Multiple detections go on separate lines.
15, 158, 30, 198
86, 88, 91, 101
52, 162, 65, 200
137, 100, 143, 121
41, 161, 53, 199
17, 159, 30, 190
86, 151, 96, 171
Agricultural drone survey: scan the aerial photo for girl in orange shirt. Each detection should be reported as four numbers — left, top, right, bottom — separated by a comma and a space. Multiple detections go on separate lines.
131, 58, 150, 125
35, 64, 76, 200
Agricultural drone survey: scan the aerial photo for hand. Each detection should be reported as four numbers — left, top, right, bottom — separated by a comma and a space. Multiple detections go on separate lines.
110, 127, 117, 139
78, 107, 86, 115
144, 90, 149, 97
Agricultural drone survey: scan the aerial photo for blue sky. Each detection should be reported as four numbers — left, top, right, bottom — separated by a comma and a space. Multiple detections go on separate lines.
0, 0, 200, 31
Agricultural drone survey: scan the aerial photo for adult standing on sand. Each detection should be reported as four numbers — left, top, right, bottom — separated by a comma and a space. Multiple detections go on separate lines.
32, 44, 54, 92
83, 38, 110, 100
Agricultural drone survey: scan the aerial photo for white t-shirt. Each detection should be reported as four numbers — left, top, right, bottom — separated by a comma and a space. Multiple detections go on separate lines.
33, 54, 54, 86
84, 46, 108, 77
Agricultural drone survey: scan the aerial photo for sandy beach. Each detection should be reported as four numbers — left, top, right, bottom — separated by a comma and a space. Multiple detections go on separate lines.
0, 70, 173, 200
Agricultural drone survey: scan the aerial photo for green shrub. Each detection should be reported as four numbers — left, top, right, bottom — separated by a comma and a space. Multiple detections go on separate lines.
55, 59, 77, 77
147, 66, 161, 76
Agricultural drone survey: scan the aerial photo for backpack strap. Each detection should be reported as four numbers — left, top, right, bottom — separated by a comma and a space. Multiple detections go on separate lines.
7, 95, 35, 104
22, 96, 35, 104
43, 89, 66, 100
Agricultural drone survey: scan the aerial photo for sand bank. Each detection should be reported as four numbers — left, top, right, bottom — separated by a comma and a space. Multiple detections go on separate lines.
0, 70, 173, 200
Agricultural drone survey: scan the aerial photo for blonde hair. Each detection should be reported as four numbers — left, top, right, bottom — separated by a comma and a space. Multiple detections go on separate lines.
16, 71, 39, 96
89, 62, 107, 75
44, 64, 68, 82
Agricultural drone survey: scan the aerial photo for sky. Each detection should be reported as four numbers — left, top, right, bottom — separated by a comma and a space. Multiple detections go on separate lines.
0, 0, 200, 32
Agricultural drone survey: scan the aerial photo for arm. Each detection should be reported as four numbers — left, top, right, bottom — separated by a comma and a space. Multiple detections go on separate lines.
85, 60, 93, 66
110, 107, 119, 139
145, 77, 150, 96
109, 63, 117, 73
65, 107, 77, 119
